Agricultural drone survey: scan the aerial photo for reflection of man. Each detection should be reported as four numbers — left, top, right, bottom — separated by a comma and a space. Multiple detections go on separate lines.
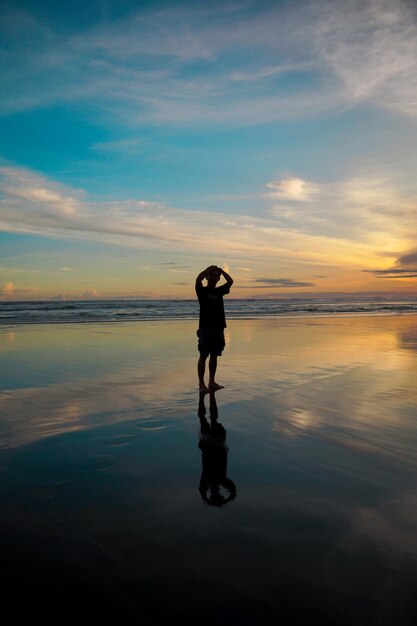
198, 391, 236, 507
195, 265, 233, 393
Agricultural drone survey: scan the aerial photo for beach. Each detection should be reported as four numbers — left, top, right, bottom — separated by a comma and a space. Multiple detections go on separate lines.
1, 314, 417, 624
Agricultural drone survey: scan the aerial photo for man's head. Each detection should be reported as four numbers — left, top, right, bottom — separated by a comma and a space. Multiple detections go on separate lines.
207, 266, 221, 287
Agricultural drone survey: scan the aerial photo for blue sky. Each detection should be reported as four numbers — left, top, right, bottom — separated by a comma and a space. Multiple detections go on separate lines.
1, 0, 417, 299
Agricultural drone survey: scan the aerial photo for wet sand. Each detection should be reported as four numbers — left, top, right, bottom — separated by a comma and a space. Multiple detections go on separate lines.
1, 315, 417, 624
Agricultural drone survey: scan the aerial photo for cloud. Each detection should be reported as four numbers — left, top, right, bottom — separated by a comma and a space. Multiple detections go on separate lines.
366, 269, 417, 275
0, 281, 37, 299
397, 250, 417, 267
0, 265, 39, 275
0, 281, 15, 295
265, 177, 320, 201
363, 248, 417, 279
82, 289, 99, 298
0, 166, 82, 218
363, 268, 417, 279
352, 491, 417, 560
231, 62, 313, 82
315, 0, 417, 117
266, 173, 417, 247
92, 138, 147, 155
159, 263, 191, 269
244, 278, 316, 288
2, 0, 417, 124
1, 165, 392, 272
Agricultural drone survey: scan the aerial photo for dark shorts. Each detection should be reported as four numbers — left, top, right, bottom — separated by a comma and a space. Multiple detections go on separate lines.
197, 327, 225, 357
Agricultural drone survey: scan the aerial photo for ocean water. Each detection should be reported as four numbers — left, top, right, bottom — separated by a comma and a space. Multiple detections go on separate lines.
1, 296, 417, 324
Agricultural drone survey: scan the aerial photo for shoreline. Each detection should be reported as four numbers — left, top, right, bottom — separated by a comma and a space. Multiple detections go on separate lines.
1, 309, 417, 330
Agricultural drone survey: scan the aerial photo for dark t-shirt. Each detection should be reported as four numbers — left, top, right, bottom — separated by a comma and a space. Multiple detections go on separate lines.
196, 283, 230, 329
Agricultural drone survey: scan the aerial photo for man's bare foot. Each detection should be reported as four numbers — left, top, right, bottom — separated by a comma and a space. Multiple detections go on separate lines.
199, 383, 209, 394
208, 382, 224, 391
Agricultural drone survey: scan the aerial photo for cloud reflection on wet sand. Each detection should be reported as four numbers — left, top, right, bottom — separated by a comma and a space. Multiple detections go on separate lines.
1, 316, 417, 622
1, 316, 417, 456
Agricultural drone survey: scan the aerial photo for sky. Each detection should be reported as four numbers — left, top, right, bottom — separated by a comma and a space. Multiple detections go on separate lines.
1, 0, 417, 300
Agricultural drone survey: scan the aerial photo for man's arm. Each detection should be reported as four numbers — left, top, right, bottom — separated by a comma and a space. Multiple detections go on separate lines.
220, 268, 234, 287
195, 265, 216, 287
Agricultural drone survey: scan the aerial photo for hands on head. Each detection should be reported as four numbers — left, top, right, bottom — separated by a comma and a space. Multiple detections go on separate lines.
197, 265, 232, 286
206, 265, 222, 277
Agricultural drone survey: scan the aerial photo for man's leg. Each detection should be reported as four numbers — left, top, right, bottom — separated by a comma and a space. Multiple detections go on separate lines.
198, 354, 209, 392
208, 354, 224, 390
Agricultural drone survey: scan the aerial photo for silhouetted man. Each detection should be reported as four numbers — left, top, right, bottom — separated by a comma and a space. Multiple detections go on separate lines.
195, 265, 233, 393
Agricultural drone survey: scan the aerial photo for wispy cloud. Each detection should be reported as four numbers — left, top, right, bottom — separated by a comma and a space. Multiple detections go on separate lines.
91, 138, 148, 155
1, 165, 392, 271
158, 262, 191, 268
231, 62, 313, 82
0, 265, 40, 275
266, 173, 417, 249
315, 0, 417, 117
362, 247, 417, 280
2, 0, 417, 124
363, 268, 417, 279
265, 177, 320, 201
241, 278, 316, 288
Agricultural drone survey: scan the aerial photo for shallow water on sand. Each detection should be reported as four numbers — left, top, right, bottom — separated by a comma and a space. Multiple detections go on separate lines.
1, 316, 417, 624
